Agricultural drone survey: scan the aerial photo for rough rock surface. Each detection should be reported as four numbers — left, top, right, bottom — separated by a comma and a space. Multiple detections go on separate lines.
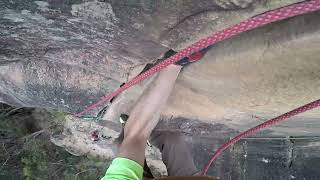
51, 115, 168, 176
1, 0, 320, 178
0, 0, 301, 115
52, 115, 320, 178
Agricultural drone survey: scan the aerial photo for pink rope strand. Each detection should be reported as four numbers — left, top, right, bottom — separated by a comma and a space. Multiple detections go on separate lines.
75, 0, 320, 117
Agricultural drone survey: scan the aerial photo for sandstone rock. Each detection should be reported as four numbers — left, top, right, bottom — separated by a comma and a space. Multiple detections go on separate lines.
1, 0, 320, 176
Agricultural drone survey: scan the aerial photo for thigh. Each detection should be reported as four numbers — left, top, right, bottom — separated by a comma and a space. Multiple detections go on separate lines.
150, 131, 198, 176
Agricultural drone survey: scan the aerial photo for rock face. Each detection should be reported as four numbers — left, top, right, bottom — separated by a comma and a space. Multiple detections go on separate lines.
1, 0, 320, 178
51, 115, 168, 176
0, 0, 302, 115
0, 0, 169, 114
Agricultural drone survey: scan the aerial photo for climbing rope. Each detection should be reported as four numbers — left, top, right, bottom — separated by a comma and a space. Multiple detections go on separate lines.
75, 0, 320, 175
75, 0, 320, 117
201, 99, 320, 175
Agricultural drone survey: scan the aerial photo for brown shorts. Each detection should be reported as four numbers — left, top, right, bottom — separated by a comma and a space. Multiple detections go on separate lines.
145, 131, 199, 177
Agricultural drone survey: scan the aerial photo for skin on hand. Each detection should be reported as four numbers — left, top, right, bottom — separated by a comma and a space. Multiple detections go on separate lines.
118, 64, 182, 165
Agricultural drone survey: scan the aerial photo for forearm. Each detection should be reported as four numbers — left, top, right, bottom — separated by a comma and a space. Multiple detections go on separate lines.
124, 64, 181, 139
118, 64, 182, 165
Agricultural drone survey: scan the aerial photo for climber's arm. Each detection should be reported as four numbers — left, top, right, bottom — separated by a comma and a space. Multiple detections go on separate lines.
118, 64, 182, 165
102, 64, 181, 180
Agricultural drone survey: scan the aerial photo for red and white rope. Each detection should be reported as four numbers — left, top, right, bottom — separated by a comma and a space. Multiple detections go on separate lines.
76, 0, 320, 174
76, 0, 320, 117
201, 99, 320, 175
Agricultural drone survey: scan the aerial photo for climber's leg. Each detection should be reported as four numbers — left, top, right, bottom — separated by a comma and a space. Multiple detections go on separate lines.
151, 131, 198, 176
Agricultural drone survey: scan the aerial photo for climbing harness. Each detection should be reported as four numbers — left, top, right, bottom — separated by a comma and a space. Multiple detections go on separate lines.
75, 0, 320, 175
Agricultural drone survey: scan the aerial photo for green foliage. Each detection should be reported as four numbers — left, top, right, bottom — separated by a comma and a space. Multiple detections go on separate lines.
19, 138, 109, 180
0, 104, 28, 137
0, 104, 110, 180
